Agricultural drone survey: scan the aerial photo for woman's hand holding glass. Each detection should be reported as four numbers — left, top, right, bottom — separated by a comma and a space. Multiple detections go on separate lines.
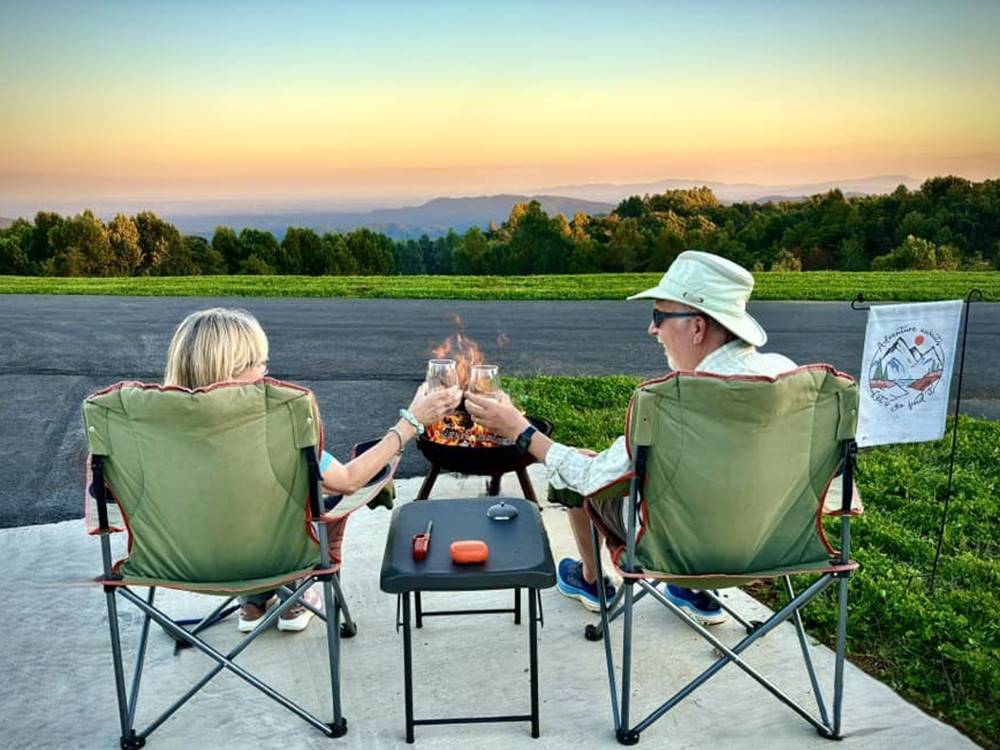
408, 382, 462, 426
426, 359, 459, 392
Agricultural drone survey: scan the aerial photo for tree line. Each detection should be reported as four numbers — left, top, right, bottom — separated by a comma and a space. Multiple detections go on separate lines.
2, 176, 998, 277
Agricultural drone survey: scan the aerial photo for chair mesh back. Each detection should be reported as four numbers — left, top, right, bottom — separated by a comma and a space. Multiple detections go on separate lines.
83, 381, 321, 586
629, 367, 857, 577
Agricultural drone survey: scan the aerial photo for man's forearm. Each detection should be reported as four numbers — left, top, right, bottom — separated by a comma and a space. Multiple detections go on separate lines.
527, 431, 553, 463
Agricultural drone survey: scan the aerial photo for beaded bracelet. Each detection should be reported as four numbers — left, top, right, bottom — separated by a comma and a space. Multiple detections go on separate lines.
398, 408, 425, 435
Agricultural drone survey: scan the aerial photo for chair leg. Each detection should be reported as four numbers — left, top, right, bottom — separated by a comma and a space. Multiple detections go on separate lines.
123, 581, 331, 739
126, 588, 156, 731
104, 588, 135, 744
632, 575, 837, 737
831, 575, 849, 738
590, 522, 623, 733
619, 580, 637, 744
782, 577, 830, 729
323, 574, 348, 737
336, 571, 358, 638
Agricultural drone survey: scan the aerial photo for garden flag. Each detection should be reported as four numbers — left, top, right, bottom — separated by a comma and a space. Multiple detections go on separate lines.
857, 300, 964, 447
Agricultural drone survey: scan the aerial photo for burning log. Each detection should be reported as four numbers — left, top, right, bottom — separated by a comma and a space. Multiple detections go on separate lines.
425, 405, 513, 448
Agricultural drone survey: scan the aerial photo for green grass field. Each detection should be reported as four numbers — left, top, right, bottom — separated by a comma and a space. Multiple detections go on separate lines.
503, 375, 999, 749
0, 271, 997, 301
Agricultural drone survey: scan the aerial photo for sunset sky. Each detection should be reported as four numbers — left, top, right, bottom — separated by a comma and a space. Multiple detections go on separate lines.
1, 0, 998, 212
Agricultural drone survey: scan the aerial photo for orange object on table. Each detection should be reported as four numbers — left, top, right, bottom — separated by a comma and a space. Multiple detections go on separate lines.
450, 539, 489, 564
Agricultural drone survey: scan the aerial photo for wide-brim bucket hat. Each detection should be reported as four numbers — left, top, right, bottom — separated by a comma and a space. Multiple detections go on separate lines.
627, 250, 768, 346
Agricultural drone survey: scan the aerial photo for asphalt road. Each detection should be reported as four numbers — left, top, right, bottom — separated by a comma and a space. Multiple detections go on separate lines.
2, 295, 997, 528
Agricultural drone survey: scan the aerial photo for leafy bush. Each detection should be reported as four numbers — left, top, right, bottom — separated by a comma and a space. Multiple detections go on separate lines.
872, 235, 961, 271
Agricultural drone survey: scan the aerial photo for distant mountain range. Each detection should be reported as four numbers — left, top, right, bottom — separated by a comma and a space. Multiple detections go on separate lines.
0, 216, 12, 229
164, 194, 615, 239
536, 175, 923, 205
1, 175, 926, 239
160, 176, 925, 239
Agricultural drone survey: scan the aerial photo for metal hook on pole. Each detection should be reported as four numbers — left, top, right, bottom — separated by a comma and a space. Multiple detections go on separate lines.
850, 293, 870, 311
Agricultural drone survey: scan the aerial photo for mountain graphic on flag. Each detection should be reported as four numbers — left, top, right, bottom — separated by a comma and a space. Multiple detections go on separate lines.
870, 336, 945, 396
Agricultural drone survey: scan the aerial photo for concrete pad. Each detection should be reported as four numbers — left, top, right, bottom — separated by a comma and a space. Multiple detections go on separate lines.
0, 465, 976, 749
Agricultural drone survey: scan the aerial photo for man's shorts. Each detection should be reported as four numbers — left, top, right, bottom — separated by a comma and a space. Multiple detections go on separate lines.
547, 485, 630, 543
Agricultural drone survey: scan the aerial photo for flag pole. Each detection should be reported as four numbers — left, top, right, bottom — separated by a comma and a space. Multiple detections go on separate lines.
928, 288, 983, 592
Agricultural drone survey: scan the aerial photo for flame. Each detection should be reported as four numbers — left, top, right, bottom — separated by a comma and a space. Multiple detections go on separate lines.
426, 316, 508, 448
431, 329, 484, 388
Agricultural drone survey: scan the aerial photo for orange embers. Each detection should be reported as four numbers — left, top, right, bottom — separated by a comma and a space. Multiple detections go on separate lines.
425, 317, 512, 448
425, 409, 510, 448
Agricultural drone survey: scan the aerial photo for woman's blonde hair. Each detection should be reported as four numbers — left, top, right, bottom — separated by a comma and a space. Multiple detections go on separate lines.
163, 308, 269, 388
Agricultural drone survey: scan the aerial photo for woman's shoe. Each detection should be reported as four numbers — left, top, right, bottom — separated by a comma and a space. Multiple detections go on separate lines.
238, 596, 276, 632
278, 586, 323, 632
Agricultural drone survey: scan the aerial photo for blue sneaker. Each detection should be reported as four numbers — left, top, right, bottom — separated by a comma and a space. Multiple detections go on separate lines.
662, 584, 727, 625
556, 558, 616, 612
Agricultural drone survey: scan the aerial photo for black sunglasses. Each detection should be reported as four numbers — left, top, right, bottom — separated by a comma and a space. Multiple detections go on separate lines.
652, 310, 703, 328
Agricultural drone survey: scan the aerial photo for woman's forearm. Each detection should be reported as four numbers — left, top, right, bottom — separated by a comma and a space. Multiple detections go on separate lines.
323, 419, 418, 494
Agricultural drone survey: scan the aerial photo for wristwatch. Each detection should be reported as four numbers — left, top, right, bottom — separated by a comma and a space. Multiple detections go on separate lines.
514, 424, 537, 455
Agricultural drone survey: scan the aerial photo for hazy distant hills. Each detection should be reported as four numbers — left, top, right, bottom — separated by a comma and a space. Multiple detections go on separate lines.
2, 175, 927, 239
0, 216, 12, 229
537, 175, 923, 205
167, 194, 615, 239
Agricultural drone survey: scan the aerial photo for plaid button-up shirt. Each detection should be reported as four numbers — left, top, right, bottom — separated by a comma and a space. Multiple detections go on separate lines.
544, 341, 797, 495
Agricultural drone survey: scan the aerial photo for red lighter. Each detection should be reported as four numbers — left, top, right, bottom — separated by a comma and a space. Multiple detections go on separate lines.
412, 521, 433, 561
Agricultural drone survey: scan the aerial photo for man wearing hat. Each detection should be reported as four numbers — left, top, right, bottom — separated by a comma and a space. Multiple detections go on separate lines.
466, 251, 795, 623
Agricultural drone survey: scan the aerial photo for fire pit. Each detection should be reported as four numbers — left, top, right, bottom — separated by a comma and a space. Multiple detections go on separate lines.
416, 408, 551, 501
415, 320, 551, 502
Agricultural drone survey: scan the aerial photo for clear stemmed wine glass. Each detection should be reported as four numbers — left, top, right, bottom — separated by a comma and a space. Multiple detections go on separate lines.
426, 359, 459, 392
469, 364, 500, 400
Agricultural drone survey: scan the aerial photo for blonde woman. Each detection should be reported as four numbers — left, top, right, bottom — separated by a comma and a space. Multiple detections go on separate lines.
164, 307, 461, 632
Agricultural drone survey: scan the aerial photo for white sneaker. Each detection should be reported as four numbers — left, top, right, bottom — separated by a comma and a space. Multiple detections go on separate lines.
237, 597, 276, 633
278, 586, 323, 632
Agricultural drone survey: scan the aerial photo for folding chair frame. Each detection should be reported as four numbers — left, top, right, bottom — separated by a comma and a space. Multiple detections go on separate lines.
588, 440, 858, 745
92, 448, 351, 749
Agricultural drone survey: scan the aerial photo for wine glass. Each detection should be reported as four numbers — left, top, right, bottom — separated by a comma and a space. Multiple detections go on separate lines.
469, 364, 500, 400
426, 359, 458, 392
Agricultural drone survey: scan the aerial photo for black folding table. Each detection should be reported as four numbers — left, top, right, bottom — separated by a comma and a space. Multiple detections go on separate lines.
379, 497, 556, 742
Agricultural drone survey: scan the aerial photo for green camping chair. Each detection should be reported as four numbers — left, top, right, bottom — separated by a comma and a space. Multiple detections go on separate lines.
83, 378, 397, 748
582, 366, 861, 745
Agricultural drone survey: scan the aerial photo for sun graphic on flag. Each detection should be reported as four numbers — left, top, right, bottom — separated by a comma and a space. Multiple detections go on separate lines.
914, 335, 925, 346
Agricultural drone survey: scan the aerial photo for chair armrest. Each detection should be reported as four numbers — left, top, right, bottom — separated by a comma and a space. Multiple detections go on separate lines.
821, 479, 864, 516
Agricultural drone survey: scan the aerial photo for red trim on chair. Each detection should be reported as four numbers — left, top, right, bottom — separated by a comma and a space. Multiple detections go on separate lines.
605, 553, 859, 582
85, 377, 333, 572
602, 365, 858, 578
84, 454, 126, 536
815, 472, 839, 556
97, 565, 341, 593
109, 486, 136, 576
87, 375, 315, 399
622, 364, 854, 459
